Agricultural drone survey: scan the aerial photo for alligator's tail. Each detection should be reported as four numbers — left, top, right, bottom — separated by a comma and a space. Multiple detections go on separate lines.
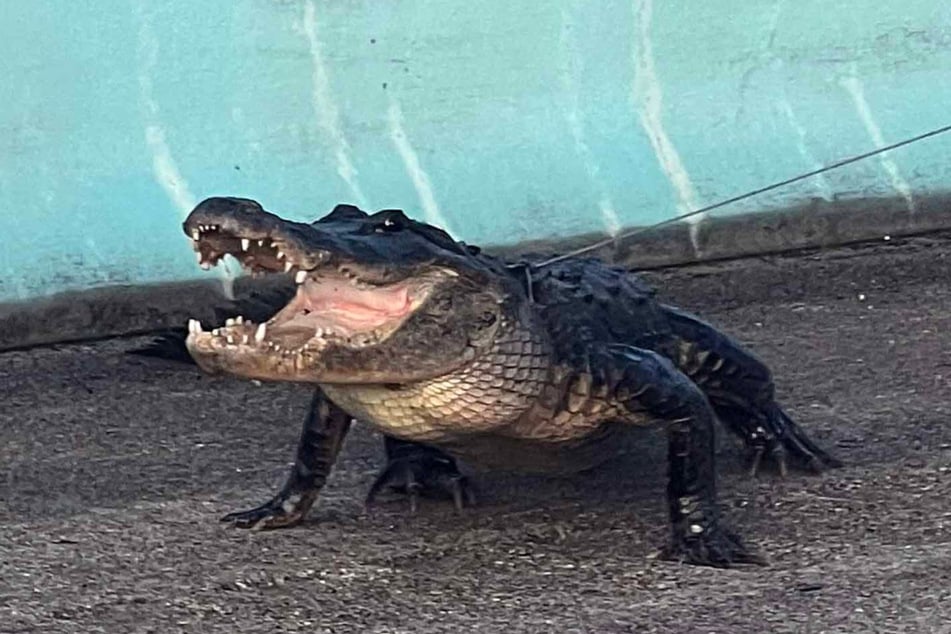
126, 283, 295, 363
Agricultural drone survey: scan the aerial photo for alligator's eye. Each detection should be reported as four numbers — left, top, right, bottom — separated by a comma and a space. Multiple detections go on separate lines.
374, 214, 406, 233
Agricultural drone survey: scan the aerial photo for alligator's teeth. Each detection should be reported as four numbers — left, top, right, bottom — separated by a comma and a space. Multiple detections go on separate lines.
241, 238, 250, 251
200, 262, 211, 271
314, 327, 324, 338
306, 337, 326, 351
191, 230, 200, 240
188, 319, 202, 335
241, 334, 249, 344
235, 315, 244, 324
284, 261, 294, 273
295, 270, 308, 284
196, 253, 203, 264
212, 329, 220, 336
255, 323, 267, 343
276, 251, 285, 260
352, 334, 374, 347
257, 239, 265, 247
226, 335, 235, 344
225, 318, 236, 326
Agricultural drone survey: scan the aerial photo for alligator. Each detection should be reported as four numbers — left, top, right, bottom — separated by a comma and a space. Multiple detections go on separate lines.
152, 196, 840, 568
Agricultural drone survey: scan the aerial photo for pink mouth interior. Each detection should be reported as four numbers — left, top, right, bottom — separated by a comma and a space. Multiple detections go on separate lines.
269, 275, 414, 338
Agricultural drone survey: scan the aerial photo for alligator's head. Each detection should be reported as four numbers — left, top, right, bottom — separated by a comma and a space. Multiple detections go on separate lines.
183, 197, 524, 384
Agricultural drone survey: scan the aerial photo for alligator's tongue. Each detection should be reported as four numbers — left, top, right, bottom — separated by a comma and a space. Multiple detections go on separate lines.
270, 275, 413, 338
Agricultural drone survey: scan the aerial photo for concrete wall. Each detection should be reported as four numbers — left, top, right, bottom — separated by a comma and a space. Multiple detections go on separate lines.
3, 0, 951, 301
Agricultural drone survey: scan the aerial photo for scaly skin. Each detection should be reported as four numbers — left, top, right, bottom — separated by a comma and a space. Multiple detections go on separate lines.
159, 197, 840, 568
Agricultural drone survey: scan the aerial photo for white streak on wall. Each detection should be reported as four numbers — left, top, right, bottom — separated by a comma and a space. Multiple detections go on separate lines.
567, 112, 621, 237
137, 10, 234, 298
302, 0, 369, 208
840, 71, 916, 213
631, 0, 703, 250
386, 98, 454, 234
137, 22, 196, 218
778, 98, 832, 199
560, 9, 621, 236
143, 125, 196, 218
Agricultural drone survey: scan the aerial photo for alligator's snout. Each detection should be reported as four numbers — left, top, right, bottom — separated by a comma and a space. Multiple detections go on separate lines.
184, 197, 329, 273
185, 196, 278, 238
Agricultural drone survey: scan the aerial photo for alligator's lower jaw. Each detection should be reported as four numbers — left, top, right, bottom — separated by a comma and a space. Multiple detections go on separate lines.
184, 317, 384, 382
185, 326, 317, 381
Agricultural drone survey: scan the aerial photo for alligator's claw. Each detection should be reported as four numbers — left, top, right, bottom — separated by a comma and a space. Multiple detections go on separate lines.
365, 443, 475, 515
448, 474, 476, 512
661, 525, 767, 568
220, 493, 313, 530
745, 443, 789, 478
736, 405, 842, 478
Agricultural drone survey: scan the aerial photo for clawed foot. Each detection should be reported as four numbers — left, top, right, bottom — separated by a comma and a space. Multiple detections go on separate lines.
661, 525, 767, 568
220, 492, 315, 530
741, 406, 843, 478
365, 443, 476, 515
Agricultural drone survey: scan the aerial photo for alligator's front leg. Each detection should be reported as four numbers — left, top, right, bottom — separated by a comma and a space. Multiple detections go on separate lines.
222, 388, 352, 530
365, 436, 476, 514
599, 344, 765, 568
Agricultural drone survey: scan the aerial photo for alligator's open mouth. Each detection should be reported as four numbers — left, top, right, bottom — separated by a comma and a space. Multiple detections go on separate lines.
185, 223, 437, 356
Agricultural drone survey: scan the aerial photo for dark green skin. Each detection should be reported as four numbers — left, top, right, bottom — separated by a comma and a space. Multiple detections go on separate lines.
145, 197, 840, 568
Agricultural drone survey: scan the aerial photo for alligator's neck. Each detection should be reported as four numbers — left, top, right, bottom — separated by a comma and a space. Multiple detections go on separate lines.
320, 312, 551, 443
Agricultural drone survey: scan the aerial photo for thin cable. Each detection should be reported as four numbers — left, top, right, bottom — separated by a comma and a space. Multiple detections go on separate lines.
530, 122, 951, 268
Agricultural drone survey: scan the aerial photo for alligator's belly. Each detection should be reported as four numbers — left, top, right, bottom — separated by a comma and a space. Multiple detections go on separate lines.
322, 382, 650, 473
321, 384, 519, 444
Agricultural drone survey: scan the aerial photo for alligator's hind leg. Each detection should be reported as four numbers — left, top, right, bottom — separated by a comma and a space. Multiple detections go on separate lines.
662, 306, 841, 476
597, 344, 764, 568
365, 436, 475, 514
221, 388, 352, 530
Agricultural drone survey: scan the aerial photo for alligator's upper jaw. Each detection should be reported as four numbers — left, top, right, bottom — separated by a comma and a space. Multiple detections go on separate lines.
188, 218, 331, 275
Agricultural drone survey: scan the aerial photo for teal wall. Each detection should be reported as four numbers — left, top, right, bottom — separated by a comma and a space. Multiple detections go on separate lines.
2, 1, 950, 300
